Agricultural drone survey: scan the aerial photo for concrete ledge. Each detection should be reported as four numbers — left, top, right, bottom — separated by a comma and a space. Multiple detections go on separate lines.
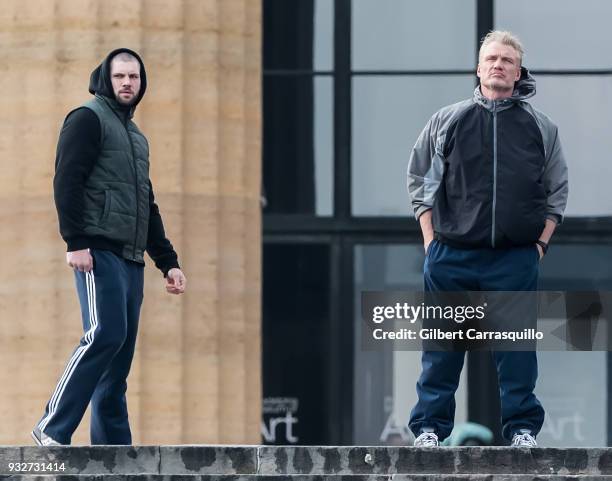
1, 446, 612, 476
159, 447, 258, 475
257, 447, 612, 476
0, 446, 160, 475
4, 475, 612, 481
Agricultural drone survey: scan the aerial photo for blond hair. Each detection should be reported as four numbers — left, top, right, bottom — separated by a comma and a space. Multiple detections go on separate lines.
479, 30, 524, 65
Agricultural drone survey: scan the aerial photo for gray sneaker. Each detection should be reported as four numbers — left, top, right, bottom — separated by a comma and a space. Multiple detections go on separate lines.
414, 432, 439, 447
511, 431, 537, 447
31, 426, 62, 446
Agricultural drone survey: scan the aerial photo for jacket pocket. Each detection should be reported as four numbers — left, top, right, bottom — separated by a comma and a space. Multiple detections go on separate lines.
100, 190, 112, 224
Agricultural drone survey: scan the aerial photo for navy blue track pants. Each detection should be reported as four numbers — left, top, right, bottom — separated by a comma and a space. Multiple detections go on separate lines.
408, 239, 545, 442
37, 249, 144, 445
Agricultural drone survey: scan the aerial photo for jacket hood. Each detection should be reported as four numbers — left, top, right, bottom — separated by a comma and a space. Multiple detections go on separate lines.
512, 67, 536, 100
474, 66, 536, 110
88, 48, 147, 110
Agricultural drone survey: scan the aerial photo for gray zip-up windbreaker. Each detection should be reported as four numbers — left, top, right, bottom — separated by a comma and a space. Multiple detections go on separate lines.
407, 68, 568, 248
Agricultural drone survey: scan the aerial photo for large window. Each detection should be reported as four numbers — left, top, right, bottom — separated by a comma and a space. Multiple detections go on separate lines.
262, 243, 333, 444
352, 76, 474, 216
496, 0, 612, 217
264, 76, 333, 215
263, 0, 334, 216
352, 0, 476, 70
496, 0, 612, 70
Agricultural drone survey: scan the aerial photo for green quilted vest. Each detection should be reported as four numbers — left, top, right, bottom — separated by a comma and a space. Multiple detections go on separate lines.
80, 94, 150, 263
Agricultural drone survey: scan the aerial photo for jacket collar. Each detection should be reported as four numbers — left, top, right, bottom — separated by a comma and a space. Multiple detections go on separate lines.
96, 94, 134, 122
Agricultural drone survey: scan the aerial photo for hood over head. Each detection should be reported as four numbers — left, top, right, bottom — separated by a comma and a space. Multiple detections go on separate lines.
474, 66, 536, 110
88, 48, 147, 110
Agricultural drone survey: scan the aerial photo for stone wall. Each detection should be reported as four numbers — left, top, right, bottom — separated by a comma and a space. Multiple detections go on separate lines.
0, 0, 261, 444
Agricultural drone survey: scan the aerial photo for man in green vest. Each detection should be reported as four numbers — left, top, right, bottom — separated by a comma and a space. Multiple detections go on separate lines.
32, 48, 187, 446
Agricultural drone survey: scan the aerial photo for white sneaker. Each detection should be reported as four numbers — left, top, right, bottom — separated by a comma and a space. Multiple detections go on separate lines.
31, 426, 62, 446
414, 432, 439, 447
511, 431, 537, 447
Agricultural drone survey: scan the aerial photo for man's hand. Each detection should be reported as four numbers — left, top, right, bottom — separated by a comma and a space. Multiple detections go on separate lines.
424, 237, 434, 254
419, 210, 435, 254
67, 249, 93, 272
535, 244, 544, 260
165, 268, 186, 295
535, 219, 557, 261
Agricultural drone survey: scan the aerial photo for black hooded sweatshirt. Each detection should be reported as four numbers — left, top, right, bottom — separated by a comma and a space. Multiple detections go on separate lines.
53, 48, 179, 276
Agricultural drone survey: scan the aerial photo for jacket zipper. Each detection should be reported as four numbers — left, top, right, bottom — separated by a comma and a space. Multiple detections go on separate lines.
126, 124, 139, 260
491, 102, 498, 248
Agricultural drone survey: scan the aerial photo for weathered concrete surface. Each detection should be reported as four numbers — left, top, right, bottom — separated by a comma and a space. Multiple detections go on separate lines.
159, 447, 258, 475
4, 474, 612, 481
2, 447, 612, 477
0, 446, 159, 475
257, 446, 612, 476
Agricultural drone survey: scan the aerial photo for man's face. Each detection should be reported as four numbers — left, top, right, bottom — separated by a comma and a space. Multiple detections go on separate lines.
110, 58, 141, 106
477, 41, 521, 93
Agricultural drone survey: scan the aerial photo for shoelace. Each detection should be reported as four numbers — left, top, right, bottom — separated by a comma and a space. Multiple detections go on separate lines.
513, 433, 535, 446
418, 433, 438, 446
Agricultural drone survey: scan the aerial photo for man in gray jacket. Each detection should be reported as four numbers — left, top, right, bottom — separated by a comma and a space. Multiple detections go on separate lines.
407, 31, 568, 447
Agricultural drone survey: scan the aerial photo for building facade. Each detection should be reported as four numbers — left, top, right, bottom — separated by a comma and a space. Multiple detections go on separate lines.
262, 0, 612, 447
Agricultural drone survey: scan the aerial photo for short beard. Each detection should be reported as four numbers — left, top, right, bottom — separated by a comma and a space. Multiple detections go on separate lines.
115, 94, 137, 106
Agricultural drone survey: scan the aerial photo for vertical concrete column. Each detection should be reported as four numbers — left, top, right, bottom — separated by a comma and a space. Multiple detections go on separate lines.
0, 0, 261, 444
